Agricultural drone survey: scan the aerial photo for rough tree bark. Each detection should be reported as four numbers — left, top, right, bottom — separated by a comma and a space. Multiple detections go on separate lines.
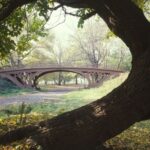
0, 0, 150, 150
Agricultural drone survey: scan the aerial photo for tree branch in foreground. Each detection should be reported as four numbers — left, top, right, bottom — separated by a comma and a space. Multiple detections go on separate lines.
0, 0, 37, 21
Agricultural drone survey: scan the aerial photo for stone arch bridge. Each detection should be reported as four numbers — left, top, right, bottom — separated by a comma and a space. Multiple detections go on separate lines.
0, 66, 123, 89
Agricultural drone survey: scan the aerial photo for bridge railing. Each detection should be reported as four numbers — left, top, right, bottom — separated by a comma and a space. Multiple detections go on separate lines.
0, 64, 96, 70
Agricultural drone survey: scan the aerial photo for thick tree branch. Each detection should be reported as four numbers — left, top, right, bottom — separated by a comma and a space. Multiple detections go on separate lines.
0, 0, 88, 21
86, 0, 150, 59
0, 0, 37, 21
81, 10, 97, 20
55, 0, 88, 8
1, 0, 149, 54
0, 125, 39, 145
62, 7, 97, 20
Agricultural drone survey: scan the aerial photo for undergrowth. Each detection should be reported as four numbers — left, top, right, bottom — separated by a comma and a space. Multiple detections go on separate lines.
0, 73, 150, 149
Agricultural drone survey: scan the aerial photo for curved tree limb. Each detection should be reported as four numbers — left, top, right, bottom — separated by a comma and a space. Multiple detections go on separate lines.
0, 0, 36, 21
0, 0, 150, 150
87, 0, 150, 59
0, 0, 88, 21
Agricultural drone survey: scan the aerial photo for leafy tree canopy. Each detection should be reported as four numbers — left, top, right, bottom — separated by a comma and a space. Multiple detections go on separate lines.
0, 0, 149, 58
0, 0, 50, 58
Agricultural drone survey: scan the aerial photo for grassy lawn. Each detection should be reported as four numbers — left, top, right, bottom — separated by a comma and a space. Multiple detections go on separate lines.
0, 78, 34, 97
62, 73, 128, 105
0, 73, 150, 149
0, 73, 128, 117
0, 88, 34, 97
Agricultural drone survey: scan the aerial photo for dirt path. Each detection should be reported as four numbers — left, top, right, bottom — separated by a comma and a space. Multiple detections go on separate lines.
0, 89, 74, 106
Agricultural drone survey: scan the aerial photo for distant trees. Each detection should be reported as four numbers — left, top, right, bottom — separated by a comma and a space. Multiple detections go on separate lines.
3, 16, 131, 87
24, 33, 55, 66
0, 10, 132, 71
105, 37, 132, 70
71, 18, 131, 70
71, 19, 108, 68
27, 34, 82, 86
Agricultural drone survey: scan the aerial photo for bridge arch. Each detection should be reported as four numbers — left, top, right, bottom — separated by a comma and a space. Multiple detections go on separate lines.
33, 69, 92, 88
0, 67, 122, 89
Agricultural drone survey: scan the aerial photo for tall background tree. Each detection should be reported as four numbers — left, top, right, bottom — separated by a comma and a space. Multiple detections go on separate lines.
70, 17, 132, 70
72, 18, 108, 68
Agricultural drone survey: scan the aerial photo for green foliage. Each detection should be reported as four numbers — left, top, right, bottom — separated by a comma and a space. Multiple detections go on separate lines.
77, 8, 94, 28
14, 16, 47, 55
107, 48, 132, 71
0, 0, 148, 62
36, 0, 51, 21
1, 10, 48, 66
0, 0, 149, 59
16, 36, 32, 55
0, 2, 49, 60
0, 8, 25, 57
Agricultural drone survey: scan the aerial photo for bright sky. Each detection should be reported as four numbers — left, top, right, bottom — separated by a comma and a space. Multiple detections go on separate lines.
45, 7, 79, 48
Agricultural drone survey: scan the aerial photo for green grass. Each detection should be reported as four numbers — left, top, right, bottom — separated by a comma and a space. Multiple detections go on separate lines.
61, 73, 128, 106
0, 73, 128, 117
0, 88, 34, 97
0, 78, 34, 96
25, 73, 129, 115
1, 73, 150, 149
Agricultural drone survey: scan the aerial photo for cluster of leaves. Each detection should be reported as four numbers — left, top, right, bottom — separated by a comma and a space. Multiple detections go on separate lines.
76, 8, 95, 28
14, 12, 48, 58
36, 0, 52, 21
0, 8, 25, 57
0, 0, 149, 60
0, 0, 51, 61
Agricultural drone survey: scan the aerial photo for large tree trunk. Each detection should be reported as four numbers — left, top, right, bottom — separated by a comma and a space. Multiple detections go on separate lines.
0, 0, 150, 150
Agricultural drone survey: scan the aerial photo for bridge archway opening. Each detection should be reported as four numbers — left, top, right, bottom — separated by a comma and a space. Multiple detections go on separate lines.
35, 71, 89, 91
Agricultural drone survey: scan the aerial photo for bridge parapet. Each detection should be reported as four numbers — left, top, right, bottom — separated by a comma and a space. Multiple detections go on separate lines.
0, 64, 122, 71
0, 64, 91, 70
